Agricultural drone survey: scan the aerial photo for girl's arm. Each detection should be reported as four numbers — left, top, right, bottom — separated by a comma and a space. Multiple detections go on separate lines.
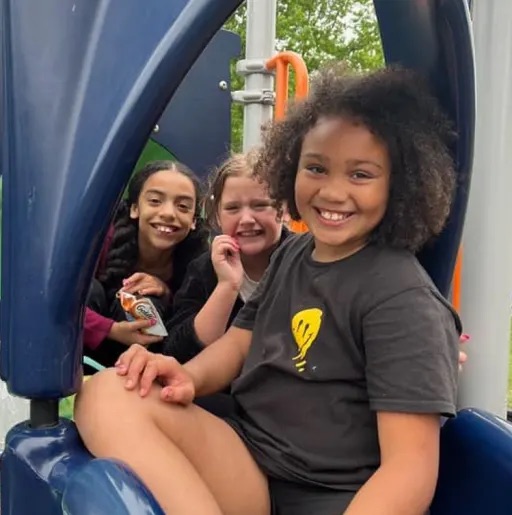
192, 282, 239, 345
193, 235, 243, 345
83, 308, 114, 350
164, 253, 240, 362
354, 283, 460, 514
344, 412, 440, 514
184, 326, 252, 396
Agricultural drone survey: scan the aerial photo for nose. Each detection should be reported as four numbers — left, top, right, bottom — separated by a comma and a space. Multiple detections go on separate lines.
160, 201, 176, 220
239, 206, 256, 224
318, 174, 349, 203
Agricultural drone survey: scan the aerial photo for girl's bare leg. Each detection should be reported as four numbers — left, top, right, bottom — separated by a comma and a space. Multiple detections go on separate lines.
74, 368, 270, 515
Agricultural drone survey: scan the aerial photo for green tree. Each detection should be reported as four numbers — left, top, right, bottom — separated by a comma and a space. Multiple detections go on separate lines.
225, 0, 384, 151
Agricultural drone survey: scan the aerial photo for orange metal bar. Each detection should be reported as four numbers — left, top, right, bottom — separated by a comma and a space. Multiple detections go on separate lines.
452, 247, 463, 312
266, 51, 309, 120
266, 52, 310, 233
273, 59, 289, 120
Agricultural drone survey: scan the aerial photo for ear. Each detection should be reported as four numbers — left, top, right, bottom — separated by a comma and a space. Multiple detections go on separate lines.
129, 203, 139, 220
191, 219, 196, 231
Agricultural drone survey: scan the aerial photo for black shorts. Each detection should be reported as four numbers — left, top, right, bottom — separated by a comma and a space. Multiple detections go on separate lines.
269, 478, 354, 515
222, 414, 356, 514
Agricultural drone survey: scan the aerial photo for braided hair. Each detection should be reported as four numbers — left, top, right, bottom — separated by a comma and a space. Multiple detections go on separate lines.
99, 160, 209, 300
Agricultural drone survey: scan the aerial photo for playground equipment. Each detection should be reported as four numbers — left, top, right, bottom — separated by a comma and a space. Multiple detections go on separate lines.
1, 0, 512, 513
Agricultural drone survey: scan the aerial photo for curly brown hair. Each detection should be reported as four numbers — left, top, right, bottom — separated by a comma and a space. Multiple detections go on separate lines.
255, 64, 457, 252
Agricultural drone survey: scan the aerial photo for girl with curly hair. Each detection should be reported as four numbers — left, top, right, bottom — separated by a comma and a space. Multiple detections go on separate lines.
76, 65, 462, 515
84, 160, 209, 369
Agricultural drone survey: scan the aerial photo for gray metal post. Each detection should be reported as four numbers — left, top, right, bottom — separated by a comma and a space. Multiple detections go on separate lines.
458, 0, 512, 417
236, 0, 276, 151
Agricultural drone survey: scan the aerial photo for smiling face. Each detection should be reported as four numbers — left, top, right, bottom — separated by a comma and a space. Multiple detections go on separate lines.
130, 168, 197, 258
217, 175, 282, 256
294, 116, 391, 262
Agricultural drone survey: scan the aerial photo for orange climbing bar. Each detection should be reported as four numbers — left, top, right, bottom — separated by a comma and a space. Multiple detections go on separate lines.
267, 51, 310, 232
266, 51, 309, 120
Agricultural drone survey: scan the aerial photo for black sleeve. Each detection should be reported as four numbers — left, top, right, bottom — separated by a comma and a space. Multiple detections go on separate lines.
363, 286, 461, 417
162, 257, 212, 363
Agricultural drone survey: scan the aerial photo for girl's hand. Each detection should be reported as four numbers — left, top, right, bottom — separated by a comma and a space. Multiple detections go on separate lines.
459, 333, 470, 372
211, 235, 244, 290
108, 319, 163, 347
115, 344, 195, 404
123, 272, 170, 298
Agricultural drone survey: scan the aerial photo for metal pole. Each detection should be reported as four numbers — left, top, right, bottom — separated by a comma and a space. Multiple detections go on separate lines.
238, 0, 276, 151
458, 0, 512, 417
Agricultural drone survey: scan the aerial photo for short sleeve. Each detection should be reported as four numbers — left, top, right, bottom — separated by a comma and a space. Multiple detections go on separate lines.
363, 287, 461, 417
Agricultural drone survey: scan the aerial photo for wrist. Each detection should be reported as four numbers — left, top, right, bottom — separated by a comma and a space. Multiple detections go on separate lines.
107, 322, 118, 338
216, 279, 242, 294
183, 361, 201, 396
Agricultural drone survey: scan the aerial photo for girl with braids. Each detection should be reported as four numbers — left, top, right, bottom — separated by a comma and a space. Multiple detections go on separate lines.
83, 160, 209, 370
76, 65, 465, 514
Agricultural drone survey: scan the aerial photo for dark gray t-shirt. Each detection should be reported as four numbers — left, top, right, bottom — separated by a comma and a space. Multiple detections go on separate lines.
231, 234, 460, 491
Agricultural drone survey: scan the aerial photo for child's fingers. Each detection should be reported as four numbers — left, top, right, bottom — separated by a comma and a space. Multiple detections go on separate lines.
123, 351, 151, 390
138, 334, 164, 346
123, 272, 145, 284
213, 235, 240, 251
137, 280, 166, 297
115, 344, 145, 375
161, 383, 194, 405
138, 359, 160, 397
217, 241, 240, 257
460, 333, 470, 344
128, 319, 155, 332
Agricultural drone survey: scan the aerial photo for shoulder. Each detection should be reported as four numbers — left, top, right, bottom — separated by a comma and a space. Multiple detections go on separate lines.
359, 245, 461, 331
361, 245, 434, 300
271, 232, 312, 262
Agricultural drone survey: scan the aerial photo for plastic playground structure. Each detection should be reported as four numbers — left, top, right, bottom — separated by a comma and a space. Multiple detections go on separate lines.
1, 0, 512, 513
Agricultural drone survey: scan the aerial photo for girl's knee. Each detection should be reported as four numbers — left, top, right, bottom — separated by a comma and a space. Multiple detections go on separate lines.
75, 368, 128, 424
75, 367, 168, 425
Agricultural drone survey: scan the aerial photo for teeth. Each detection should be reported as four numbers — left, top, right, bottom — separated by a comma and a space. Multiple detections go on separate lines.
155, 225, 175, 233
238, 230, 261, 237
319, 210, 350, 221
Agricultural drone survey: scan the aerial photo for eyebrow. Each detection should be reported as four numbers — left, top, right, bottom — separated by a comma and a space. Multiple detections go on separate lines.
222, 198, 272, 205
301, 153, 383, 170
145, 189, 194, 202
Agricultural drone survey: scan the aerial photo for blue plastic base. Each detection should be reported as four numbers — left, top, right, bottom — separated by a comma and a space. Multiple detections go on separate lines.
2, 408, 512, 514
0, 419, 164, 515
431, 408, 512, 514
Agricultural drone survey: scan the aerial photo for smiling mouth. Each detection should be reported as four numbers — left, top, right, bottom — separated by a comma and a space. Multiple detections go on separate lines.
315, 208, 354, 224
151, 223, 180, 235
236, 230, 264, 238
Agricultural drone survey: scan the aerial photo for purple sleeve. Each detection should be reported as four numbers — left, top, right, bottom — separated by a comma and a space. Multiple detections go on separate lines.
83, 307, 114, 350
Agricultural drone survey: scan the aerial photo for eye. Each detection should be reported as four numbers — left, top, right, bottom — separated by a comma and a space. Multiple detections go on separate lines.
305, 164, 326, 175
223, 205, 240, 213
251, 201, 273, 211
350, 170, 373, 180
177, 203, 193, 212
147, 197, 161, 205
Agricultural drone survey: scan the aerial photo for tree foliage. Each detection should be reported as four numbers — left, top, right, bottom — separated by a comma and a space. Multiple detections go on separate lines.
225, 0, 384, 150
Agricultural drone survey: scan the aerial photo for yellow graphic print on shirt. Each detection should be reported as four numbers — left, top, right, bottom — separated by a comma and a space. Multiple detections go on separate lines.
291, 308, 323, 372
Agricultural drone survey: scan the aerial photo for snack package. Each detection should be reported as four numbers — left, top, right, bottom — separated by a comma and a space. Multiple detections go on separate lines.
117, 291, 168, 337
